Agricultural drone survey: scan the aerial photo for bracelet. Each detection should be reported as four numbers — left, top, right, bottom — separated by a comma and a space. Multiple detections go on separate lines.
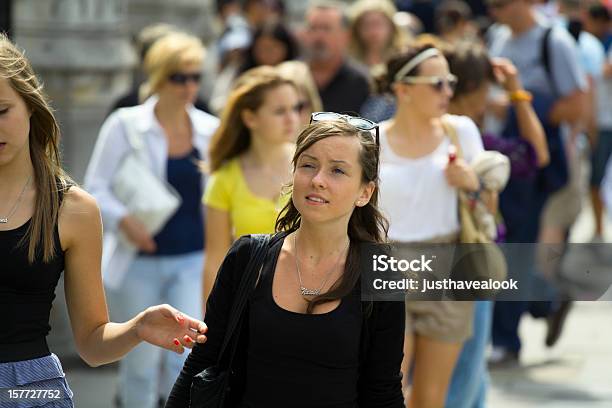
509, 89, 533, 103
467, 177, 485, 201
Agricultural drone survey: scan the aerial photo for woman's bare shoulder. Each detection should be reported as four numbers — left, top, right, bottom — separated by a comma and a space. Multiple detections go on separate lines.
61, 186, 100, 214
59, 186, 102, 247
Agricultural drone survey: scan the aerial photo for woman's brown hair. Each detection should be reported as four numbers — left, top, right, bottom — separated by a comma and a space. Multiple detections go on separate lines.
275, 120, 389, 313
376, 38, 449, 95
0, 33, 73, 263
444, 42, 495, 100
208, 66, 297, 172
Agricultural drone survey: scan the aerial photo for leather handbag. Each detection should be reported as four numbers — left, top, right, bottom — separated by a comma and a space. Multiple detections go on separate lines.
189, 234, 271, 408
442, 118, 508, 299
111, 109, 181, 239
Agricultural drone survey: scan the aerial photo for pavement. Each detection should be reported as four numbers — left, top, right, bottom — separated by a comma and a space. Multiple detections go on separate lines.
56, 201, 612, 407
60, 302, 612, 408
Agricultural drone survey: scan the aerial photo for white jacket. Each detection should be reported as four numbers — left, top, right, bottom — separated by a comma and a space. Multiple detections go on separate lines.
84, 97, 219, 288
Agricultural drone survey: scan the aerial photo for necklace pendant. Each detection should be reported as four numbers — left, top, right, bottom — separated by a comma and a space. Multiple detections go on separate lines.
301, 286, 320, 296
0, 218, 7, 224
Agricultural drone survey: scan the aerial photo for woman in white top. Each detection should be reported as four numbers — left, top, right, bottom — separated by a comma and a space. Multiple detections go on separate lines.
376, 44, 483, 408
85, 32, 219, 408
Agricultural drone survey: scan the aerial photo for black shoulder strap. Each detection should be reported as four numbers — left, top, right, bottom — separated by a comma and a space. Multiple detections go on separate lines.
541, 27, 558, 97
217, 234, 270, 365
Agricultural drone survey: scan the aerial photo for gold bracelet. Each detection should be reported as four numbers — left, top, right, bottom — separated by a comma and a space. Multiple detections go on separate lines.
509, 89, 533, 103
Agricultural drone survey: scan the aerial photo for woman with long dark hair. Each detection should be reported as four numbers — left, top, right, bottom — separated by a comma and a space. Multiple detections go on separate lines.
167, 116, 404, 407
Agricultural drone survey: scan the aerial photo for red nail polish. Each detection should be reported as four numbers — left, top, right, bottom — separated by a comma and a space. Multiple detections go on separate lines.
185, 337, 192, 343
448, 145, 457, 163
173, 339, 180, 346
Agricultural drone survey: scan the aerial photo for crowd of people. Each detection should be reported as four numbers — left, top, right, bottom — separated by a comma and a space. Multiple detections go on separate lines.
1, 0, 611, 407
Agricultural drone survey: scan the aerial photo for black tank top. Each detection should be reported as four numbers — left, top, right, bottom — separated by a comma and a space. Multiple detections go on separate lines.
241, 235, 362, 408
0, 192, 66, 363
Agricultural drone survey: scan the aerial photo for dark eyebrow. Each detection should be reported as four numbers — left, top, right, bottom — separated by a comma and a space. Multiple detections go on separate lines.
301, 154, 352, 167
330, 160, 351, 166
301, 154, 319, 161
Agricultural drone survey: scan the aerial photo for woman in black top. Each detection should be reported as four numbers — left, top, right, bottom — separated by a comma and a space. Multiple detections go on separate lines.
0, 34, 207, 407
167, 114, 405, 407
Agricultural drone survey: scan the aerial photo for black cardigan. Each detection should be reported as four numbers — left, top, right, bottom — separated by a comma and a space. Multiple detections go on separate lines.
165, 234, 405, 408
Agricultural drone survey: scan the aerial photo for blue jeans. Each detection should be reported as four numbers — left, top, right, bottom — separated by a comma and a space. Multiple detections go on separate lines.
107, 251, 203, 408
446, 301, 492, 408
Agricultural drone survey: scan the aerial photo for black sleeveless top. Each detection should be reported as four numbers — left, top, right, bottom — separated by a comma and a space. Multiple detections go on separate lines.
241, 235, 362, 407
0, 192, 66, 363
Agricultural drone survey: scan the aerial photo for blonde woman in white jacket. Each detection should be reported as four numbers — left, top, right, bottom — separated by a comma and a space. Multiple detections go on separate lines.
85, 32, 219, 408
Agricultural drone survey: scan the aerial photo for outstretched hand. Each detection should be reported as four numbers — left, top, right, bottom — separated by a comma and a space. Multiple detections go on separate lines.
135, 304, 207, 354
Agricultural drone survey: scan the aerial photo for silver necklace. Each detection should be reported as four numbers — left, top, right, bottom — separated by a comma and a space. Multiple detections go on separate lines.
293, 232, 349, 297
0, 175, 32, 224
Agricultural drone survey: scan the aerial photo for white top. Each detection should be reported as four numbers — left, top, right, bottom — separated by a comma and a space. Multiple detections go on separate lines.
378, 114, 484, 242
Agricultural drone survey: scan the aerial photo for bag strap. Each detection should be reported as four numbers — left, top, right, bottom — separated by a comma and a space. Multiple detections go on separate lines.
216, 234, 271, 366
442, 117, 475, 207
441, 117, 464, 160
541, 27, 559, 98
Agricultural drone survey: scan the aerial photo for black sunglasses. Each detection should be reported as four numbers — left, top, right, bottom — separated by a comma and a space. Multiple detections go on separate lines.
309, 112, 380, 147
168, 72, 202, 85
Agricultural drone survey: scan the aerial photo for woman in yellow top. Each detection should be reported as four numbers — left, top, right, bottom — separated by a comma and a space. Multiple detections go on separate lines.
203, 66, 300, 302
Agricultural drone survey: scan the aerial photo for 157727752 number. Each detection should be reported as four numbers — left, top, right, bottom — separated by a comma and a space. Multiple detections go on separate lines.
5, 388, 62, 400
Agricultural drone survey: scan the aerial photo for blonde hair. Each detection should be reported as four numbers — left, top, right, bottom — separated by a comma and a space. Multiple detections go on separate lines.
276, 60, 323, 115
135, 23, 178, 62
349, 0, 410, 66
0, 33, 72, 263
140, 32, 205, 101
209, 66, 297, 172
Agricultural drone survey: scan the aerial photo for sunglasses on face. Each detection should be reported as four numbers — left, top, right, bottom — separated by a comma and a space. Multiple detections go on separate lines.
400, 74, 458, 93
310, 111, 380, 147
168, 72, 202, 85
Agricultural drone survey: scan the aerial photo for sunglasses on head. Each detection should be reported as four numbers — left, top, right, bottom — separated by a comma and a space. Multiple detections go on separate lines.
309, 112, 380, 175
400, 74, 458, 93
310, 112, 380, 147
168, 72, 202, 85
